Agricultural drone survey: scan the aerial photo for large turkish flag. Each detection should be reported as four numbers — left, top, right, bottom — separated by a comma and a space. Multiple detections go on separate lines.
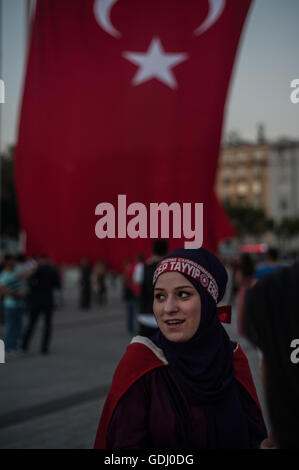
15, 0, 252, 268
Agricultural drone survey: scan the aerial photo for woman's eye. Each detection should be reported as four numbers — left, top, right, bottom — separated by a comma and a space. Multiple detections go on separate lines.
155, 293, 165, 301
179, 291, 190, 298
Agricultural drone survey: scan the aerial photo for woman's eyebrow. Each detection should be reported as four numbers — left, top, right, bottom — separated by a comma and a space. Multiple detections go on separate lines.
154, 285, 194, 290
174, 285, 194, 290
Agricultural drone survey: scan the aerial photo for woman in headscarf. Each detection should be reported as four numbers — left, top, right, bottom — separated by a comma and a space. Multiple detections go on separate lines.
243, 263, 299, 449
94, 248, 267, 449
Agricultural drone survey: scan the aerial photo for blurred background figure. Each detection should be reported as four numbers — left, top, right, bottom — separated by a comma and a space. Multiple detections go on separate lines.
92, 259, 107, 306
235, 253, 257, 336
0, 254, 24, 356
226, 256, 240, 304
254, 247, 284, 279
0, 254, 37, 357
138, 239, 169, 338
122, 258, 132, 298
122, 253, 145, 335
132, 253, 145, 295
22, 255, 61, 355
122, 258, 134, 334
79, 258, 92, 310
109, 268, 118, 289
243, 263, 299, 449
217, 255, 234, 306
289, 251, 298, 265
15, 252, 40, 312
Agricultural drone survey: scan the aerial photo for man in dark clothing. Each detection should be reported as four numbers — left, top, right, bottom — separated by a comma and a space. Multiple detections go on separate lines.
22, 255, 61, 354
138, 239, 168, 338
79, 258, 92, 309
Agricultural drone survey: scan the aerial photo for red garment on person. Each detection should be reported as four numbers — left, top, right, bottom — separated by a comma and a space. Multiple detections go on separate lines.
94, 340, 264, 449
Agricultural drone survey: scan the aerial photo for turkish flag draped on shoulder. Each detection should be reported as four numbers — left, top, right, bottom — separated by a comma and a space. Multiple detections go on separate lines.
15, 0, 252, 268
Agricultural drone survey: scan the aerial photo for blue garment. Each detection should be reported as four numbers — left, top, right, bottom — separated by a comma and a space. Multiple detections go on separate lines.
0, 269, 25, 309
4, 305, 26, 351
255, 264, 284, 280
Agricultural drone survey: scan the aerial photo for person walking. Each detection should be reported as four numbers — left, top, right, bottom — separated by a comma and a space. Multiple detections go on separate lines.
22, 255, 61, 355
124, 254, 145, 334
93, 259, 107, 306
0, 255, 36, 356
79, 258, 92, 310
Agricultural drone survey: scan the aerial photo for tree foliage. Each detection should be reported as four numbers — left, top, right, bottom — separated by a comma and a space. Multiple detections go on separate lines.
223, 202, 273, 239
274, 217, 299, 239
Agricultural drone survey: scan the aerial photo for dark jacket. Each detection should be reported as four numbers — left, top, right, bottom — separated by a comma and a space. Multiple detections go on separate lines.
139, 260, 159, 314
28, 264, 61, 308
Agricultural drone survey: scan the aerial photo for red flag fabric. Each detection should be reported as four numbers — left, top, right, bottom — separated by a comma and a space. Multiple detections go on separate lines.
15, 0, 251, 269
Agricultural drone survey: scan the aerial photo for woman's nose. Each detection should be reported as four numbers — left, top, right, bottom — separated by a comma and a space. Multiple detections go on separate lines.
163, 295, 179, 314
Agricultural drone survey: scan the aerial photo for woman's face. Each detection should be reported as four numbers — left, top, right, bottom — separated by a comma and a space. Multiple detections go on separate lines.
153, 271, 201, 342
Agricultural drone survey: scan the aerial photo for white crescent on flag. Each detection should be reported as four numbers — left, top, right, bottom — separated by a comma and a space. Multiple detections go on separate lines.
93, 0, 226, 38
193, 0, 226, 35
93, 0, 121, 38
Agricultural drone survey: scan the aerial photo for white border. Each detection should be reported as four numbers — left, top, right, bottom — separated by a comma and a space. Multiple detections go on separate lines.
130, 335, 168, 365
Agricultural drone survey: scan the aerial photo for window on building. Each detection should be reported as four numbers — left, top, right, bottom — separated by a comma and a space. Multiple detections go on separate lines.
237, 152, 248, 164
279, 199, 288, 211
221, 168, 232, 183
252, 166, 262, 178
235, 166, 246, 180
222, 152, 233, 165
236, 182, 248, 196
252, 181, 262, 195
253, 150, 265, 162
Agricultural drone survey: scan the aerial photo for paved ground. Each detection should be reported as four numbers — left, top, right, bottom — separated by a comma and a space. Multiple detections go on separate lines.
0, 270, 270, 449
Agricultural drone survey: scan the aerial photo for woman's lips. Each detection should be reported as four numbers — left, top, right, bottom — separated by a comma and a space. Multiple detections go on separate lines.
164, 319, 185, 329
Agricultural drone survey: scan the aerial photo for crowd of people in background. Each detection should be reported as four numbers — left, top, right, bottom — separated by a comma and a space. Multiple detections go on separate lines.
0, 253, 114, 359
1, 245, 297, 357
232, 247, 297, 338
0, 254, 61, 358
1, 242, 299, 447
79, 258, 108, 310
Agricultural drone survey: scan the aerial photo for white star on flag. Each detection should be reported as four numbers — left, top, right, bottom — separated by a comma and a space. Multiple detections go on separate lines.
122, 37, 189, 89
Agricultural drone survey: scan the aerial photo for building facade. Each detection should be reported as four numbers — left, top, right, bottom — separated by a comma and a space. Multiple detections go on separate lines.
216, 142, 270, 214
216, 139, 299, 223
269, 140, 299, 222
